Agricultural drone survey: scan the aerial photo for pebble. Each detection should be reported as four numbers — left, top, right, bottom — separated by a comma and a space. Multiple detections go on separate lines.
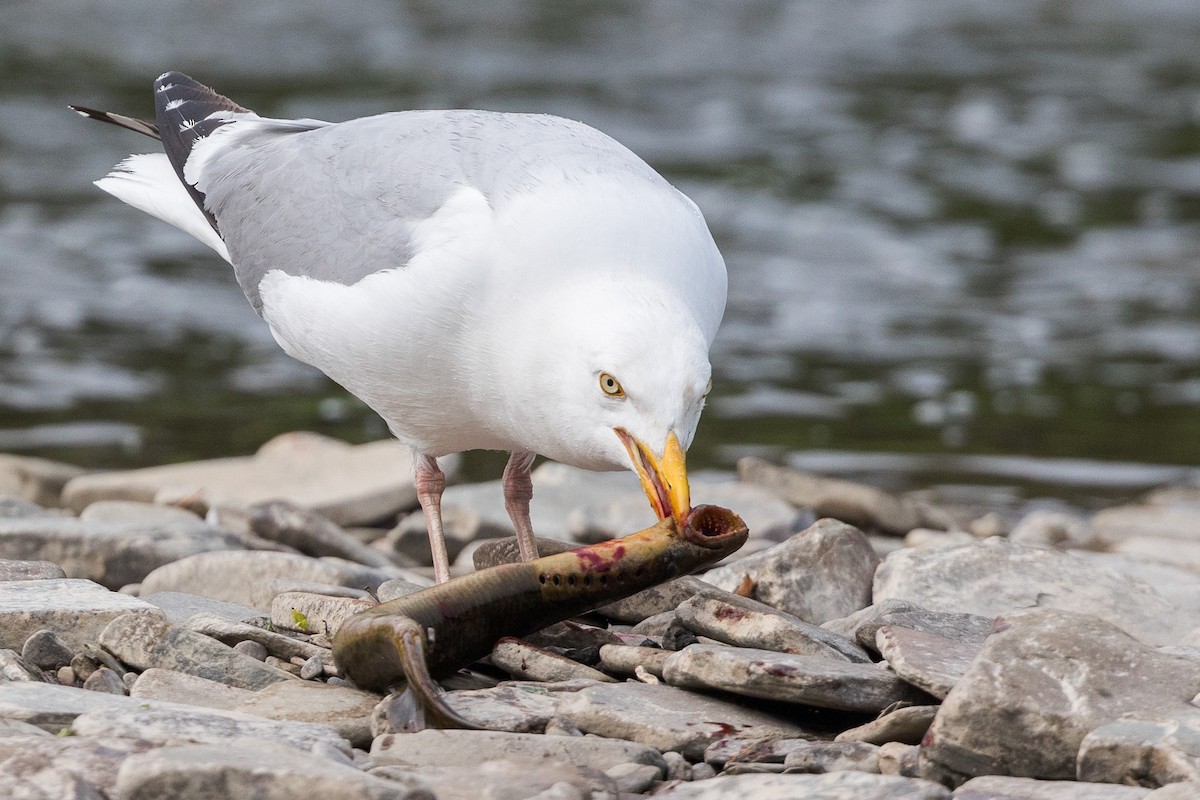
703, 518, 879, 624
82, 666, 127, 695
232, 639, 268, 661
663, 644, 932, 713
21, 629, 74, 670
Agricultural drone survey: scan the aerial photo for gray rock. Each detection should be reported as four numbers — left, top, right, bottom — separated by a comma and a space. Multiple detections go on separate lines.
919, 609, 1200, 786
0, 578, 163, 651
300, 654, 324, 678
73, 705, 351, 754
0, 496, 56, 519
21, 629, 73, 670
82, 666, 126, 695
376, 577, 427, 602
0, 454, 86, 508
62, 432, 433, 527
233, 639, 268, 660
0, 734, 153, 799
664, 644, 932, 714
1078, 717, 1200, 788
676, 590, 871, 662
139, 550, 396, 610
115, 740, 430, 800
469, 535, 575, 570
598, 644, 670, 679
1077, 553, 1200, 624
875, 538, 1193, 646
876, 625, 982, 699
607, 761, 662, 792
270, 591, 376, 636
371, 728, 667, 776
248, 499, 400, 568
1113, 537, 1200, 574
130, 668, 255, 711
556, 679, 810, 760
375, 681, 567, 734
185, 613, 330, 665
782, 741, 880, 773
879, 741, 921, 777
652, 771, 950, 799
1009, 510, 1100, 550
56, 666, 75, 686
853, 604, 994, 653
237, 680, 379, 748
737, 457, 936, 536
139, 590, 265, 625
1145, 784, 1200, 799
99, 612, 295, 690
0, 649, 49, 682
953, 775, 1150, 799
0, 508, 244, 589
704, 519, 879, 624
490, 638, 616, 683
389, 505, 512, 566
835, 704, 938, 746
0, 559, 66, 581
597, 575, 716, 624
377, 759, 603, 800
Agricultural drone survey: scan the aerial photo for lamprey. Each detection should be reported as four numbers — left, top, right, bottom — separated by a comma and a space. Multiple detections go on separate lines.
332, 504, 748, 728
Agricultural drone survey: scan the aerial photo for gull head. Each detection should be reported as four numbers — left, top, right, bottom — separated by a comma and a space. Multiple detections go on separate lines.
500, 276, 717, 527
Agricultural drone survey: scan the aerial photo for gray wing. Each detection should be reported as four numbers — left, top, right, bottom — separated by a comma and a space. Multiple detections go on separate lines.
193, 109, 668, 312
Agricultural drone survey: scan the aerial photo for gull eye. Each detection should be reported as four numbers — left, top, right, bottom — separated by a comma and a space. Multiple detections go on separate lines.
599, 372, 625, 398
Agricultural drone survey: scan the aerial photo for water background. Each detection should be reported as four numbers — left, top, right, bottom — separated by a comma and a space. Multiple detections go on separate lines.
4, 1, 1200, 510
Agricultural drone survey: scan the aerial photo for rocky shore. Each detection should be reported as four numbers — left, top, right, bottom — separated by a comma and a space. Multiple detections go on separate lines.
1, 431, 1199, 799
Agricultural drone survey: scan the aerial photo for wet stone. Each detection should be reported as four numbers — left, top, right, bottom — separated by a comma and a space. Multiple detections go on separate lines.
835, 704, 938, 745
919, 609, 1200, 786
704, 518, 879, 625
876, 625, 982, 699
664, 644, 933, 714
676, 589, 871, 663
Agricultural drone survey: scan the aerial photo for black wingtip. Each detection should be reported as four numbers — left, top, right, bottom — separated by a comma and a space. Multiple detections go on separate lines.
68, 104, 161, 140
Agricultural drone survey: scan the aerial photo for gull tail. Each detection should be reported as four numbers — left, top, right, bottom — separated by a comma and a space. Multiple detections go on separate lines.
71, 70, 254, 263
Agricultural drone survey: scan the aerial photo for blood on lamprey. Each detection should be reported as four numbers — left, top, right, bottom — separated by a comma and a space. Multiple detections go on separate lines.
332, 504, 748, 729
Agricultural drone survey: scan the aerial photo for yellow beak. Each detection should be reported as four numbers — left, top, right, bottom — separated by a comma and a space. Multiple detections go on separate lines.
614, 429, 692, 526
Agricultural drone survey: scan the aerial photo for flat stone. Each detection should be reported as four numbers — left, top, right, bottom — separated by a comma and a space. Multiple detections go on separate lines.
376, 681, 567, 734
73, 704, 351, 754
270, 591, 375, 636
853, 604, 994, 654
130, 668, 255, 711
139, 550, 396, 610
1113, 536, 1200, 574
781, 740, 880, 773
569, 478, 800, 543
21, 629, 73, 670
0, 734, 155, 799
1091, 503, 1200, 545
140, 591, 265, 626
388, 506, 512, 566
876, 626, 981, 699
1008, 509, 1100, 549
1078, 717, 1200, 788
491, 638, 616, 683
556, 679, 809, 760
184, 612, 331, 665
596, 575, 716, 624
835, 704, 938, 745
652, 771, 950, 799
1078, 553, 1200, 623
953, 775, 1150, 799
598, 644, 671, 678
0, 649, 48, 681
0, 454, 86, 508
248, 500, 401, 568
372, 728, 667, 776
879, 741, 921, 777
0, 509, 244, 589
1145, 784, 1200, 799
376, 760, 602, 800
874, 538, 1193, 646
469, 535, 575, 570
115, 740, 429, 800
62, 432, 431, 527
607, 761, 662, 793
704, 519, 879, 624
919, 609, 1200, 786
737, 457, 935, 536
234, 680, 378, 748
0, 559, 66, 581
377, 577, 427, 602
676, 590, 871, 662
99, 612, 295, 690
664, 644, 931, 714
0, 579, 163, 651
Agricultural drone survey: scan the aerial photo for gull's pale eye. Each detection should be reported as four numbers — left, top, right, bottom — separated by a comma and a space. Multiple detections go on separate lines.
599, 372, 625, 398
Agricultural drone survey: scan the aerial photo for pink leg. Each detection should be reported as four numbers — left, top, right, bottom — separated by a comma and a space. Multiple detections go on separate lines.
502, 451, 539, 562
414, 452, 451, 584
